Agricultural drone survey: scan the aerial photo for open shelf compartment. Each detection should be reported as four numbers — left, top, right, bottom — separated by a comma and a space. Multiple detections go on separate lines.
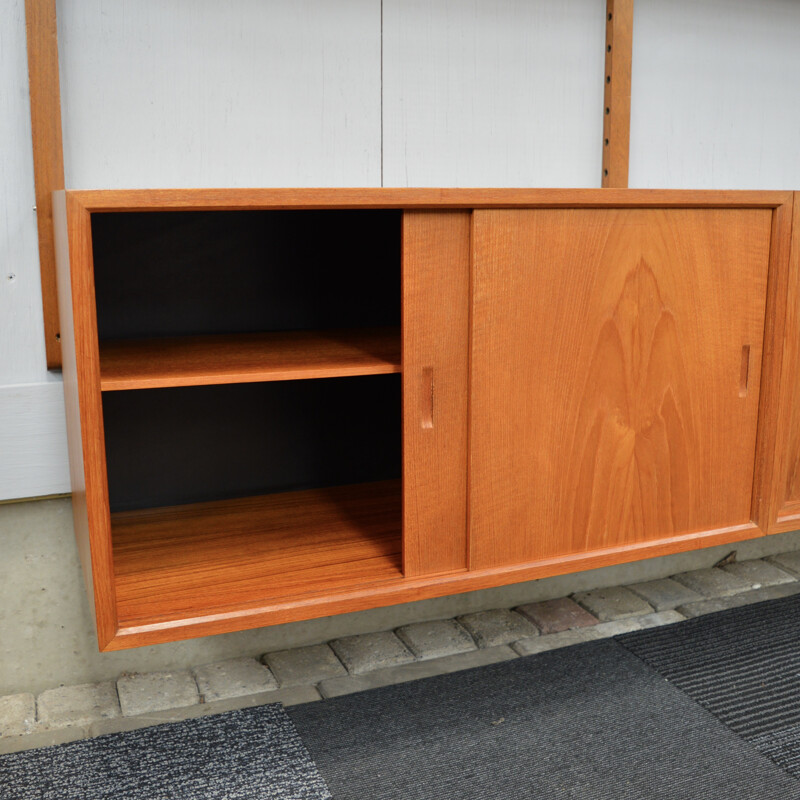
111, 480, 403, 627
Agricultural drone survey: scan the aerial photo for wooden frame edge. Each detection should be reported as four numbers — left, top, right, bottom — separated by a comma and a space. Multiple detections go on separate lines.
65, 188, 792, 212
104, 521, 762, 650
26, 0, 65, 369
602, 0, 634, 188
57, 192, 119, 648
760, 193, 800, 532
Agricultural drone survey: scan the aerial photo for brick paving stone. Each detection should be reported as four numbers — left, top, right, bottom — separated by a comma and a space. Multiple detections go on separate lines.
516, 597, 599, 633
672, 567, 753, 598
677, 582, 800, 618
627, 578, 703, 611
193, 658, 277, 702
396, 619, 477, 660
767, 551, 800, 577
117, 671, 200, 717
572, 586, 654, 621
318, 646, 517, 699
264, 644, 346, 687
37, 682, 120, 730
0, 694, 36, 737
330, 631, 415, 675
456, 608, 539, 648
723, 559, 796, 587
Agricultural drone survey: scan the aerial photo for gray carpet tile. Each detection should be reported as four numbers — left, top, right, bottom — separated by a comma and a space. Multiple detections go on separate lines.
289, 639, 800, 800
618, 593, 800, 778
0, 704, 331, 800
618, 594, 800, 738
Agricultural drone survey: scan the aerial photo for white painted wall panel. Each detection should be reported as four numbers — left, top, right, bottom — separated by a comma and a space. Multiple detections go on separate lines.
382, 0, 606, 188
0, 1, 49, 384
0, 383, 69, 499
630, 0, 800, 189
0, 2, 69, 500
57, 0, 382, 189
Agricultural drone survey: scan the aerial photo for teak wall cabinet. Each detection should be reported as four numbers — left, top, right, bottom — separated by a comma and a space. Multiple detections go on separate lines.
53, 189, 797, 651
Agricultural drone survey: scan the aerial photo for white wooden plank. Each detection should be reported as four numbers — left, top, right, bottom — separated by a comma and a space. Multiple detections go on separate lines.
0, 0, 49, 383
0, 382, 69, 500
382, 0, 606, 188
57, 0, 382, 189
630, 0, 800, 190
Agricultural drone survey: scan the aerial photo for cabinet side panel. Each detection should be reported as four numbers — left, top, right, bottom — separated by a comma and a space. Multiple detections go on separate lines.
54, 192, 91, 602
56, 194, 117, 648
402, 212, 470, 576
765, 196, 800, 531
470, 208, 772, 569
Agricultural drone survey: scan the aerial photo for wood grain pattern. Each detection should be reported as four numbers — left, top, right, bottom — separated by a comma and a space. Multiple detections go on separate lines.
602, 0, 633, 188
469, 208, 772, 569
112, 480, 402, 627
56, 190, 793, 651
402, 213, 469, 576
53, 191, 117, 648
70, 188, 791, 212
99, 328, 401, 391
109, 519, 763, 650
760, 195, 800, 532
25, 0, 64, 368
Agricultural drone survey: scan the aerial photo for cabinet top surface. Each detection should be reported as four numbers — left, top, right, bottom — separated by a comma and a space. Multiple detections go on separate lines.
57, 188, 792, 212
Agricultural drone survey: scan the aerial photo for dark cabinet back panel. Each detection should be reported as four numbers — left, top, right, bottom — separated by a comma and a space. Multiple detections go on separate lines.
91, 210, 401, 340
102, 374, 401, 512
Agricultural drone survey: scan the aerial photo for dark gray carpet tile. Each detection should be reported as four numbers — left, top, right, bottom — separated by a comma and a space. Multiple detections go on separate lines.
0, 704, 331, 800
752, 724, 800, 779
618, 593, 800, 738
289, 639, 800, 800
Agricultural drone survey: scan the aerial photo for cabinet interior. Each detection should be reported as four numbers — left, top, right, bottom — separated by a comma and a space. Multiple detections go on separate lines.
91, 209, 404, 624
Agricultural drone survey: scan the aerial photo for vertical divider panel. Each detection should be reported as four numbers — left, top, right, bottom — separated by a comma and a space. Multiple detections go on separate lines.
402, 211, 470, 577
54, 193, 117, 648
757, 194, 800, 531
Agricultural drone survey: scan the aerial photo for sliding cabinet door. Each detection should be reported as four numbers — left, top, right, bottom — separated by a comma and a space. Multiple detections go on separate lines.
402, 212, 470, 576
469, 207, 772, 569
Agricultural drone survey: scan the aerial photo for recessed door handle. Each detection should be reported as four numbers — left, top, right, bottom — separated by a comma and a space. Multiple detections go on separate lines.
421, 367, 434, 429
740, 345, 750, 397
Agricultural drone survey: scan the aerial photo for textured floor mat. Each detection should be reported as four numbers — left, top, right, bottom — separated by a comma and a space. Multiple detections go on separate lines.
290, 638, 800, 799
619, 593, 800, 779
0, 704, 331, 800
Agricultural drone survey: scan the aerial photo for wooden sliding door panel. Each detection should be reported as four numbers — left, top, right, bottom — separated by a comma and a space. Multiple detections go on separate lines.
470, 207, 772, 569
403, 212, 470, 576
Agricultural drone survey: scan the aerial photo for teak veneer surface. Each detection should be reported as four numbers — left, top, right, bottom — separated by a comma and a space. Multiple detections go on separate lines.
53, 189, 795, 650
111, 480, 402, 626
65, 188, 792, 212
470, 207, 772, 568
99, 327, 401, 390
402, 213, 470, 576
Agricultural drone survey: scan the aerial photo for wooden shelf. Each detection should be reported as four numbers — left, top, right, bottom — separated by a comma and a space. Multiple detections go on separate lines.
111, 479, 402, 627
99, 327, 401, 391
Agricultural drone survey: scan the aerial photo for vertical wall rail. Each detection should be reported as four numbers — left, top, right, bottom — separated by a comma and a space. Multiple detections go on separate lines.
602, 0, 634, 188
25, 0, 65, 369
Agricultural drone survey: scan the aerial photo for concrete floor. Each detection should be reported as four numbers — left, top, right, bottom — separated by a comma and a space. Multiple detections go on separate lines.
2, 495, 800, 696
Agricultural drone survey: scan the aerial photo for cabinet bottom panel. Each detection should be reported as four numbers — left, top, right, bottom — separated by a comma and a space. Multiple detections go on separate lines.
111, 480, 403, 630
104, 514, 765, 651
